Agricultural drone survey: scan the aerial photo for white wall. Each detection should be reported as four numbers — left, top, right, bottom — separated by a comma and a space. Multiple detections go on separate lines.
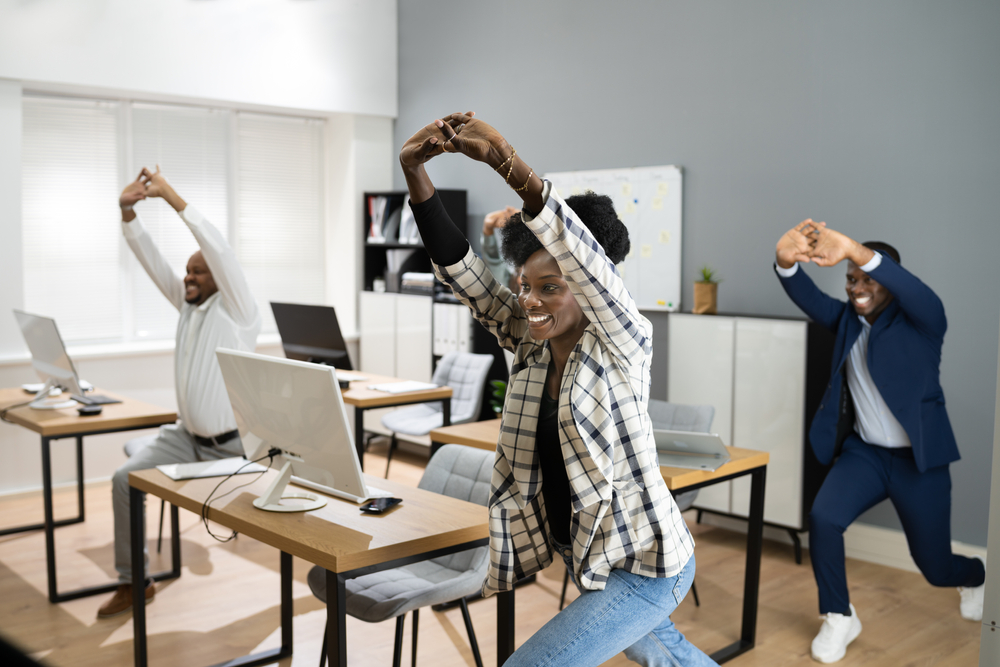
0, 0, 397, 117
0, 79, 23, 359
0, 1, 397, 495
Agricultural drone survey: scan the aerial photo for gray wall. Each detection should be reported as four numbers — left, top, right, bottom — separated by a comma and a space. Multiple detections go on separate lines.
395, 1, 1000, 546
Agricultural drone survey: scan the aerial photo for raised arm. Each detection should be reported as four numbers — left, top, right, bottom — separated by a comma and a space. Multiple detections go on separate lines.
142, 167, 259, 327
401, 118, 527, 352
120, 171, 186, 310
811, 226, 945, 338
437, 115, 647, 361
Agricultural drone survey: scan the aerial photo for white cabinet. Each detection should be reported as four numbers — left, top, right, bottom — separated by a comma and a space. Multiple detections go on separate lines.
668, 313, 815, 531
359, 291, 432, 436
667, 315, 735, 515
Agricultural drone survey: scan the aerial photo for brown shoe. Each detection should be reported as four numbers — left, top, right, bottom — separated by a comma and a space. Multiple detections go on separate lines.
97, 582, 155, 619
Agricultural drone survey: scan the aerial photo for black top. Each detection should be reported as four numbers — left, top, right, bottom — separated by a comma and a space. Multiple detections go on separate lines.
537, 384, 571, 545
409, 191, 471, 266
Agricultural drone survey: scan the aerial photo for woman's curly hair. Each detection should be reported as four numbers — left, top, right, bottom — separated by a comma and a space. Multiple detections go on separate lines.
499, 192, 631, 268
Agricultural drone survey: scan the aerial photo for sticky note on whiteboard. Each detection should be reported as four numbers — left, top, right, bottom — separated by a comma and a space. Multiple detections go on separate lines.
625, 202, 636, 214
640, 244, 652, 258
571, 186, 582, 195
657, 182, 669, 195
659, 230, 671, 244
622, 183, 632, 196
652, 197, 663, 211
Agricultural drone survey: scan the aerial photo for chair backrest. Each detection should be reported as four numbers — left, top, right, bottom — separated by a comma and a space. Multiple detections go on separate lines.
431, 351, 495, 424
647, 399, 715, 433
419, 444, 494, 572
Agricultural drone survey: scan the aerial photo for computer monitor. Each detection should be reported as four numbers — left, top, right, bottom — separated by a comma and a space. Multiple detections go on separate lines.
13, 309, 82, 409
215, 348, 380, 513
270, 302, 353, 370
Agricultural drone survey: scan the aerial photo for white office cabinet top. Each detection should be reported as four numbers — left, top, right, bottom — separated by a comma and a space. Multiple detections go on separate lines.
731, 319, 807, 527
360, 291, 396, 376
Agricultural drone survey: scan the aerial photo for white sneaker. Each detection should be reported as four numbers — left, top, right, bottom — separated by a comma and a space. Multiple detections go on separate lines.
959, 554, 986, 622
811, 603, 862, 663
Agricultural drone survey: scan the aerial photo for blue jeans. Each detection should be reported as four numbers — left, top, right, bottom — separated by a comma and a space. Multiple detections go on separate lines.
504, 544, 718, 667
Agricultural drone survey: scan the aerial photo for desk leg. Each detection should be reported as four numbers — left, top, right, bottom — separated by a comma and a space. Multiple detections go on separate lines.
131, 486, 148, 667
442, 398, 451, 428
740, 466, 766, 646
75, 435, 85, 522
709, 465, 766, 664
326, 570, 348, 666
280, 552, 293, 655
497, 588, 515, 665
42, 436, 58, 603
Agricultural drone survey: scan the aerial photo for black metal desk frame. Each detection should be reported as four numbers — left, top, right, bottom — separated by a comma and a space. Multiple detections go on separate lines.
1, 423, 179, 603
129, 484, 514, 667
683, 464, 767, 664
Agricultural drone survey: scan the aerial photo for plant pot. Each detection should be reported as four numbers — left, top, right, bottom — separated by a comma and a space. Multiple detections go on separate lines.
693, 282, 718, 314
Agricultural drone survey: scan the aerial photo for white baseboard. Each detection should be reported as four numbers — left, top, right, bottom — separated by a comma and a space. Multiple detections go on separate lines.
694, 511, 987, 573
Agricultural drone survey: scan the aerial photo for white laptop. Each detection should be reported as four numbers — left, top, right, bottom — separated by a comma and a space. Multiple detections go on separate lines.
158, 457, 268, 481
653, 429, 731, 471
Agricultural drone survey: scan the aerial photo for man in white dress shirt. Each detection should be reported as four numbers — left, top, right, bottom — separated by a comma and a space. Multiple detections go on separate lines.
98, 167, 261, 619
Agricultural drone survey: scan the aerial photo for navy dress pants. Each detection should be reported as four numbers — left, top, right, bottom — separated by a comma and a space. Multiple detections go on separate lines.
809, 433, 986, 614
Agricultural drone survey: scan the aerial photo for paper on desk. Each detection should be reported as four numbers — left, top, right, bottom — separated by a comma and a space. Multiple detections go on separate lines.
367, 381, 439, 394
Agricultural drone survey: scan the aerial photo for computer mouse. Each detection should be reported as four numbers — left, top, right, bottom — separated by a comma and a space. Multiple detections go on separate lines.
77, 405, 102, 416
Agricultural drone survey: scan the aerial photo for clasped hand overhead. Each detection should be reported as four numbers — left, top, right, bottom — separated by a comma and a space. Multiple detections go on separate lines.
399, 111, 512, 169
776, 220, 875, 269
119, 166, 186, 215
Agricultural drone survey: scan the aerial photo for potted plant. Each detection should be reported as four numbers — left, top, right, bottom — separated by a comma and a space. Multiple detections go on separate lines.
693, 266, 720, 314
489, 379, 507, 418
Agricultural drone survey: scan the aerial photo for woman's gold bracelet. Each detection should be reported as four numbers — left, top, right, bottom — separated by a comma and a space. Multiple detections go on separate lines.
494, 147, 516, 175
512, 169, 534, 192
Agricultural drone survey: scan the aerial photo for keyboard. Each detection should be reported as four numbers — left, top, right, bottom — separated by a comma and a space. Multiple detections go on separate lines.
71, 394, 122, 406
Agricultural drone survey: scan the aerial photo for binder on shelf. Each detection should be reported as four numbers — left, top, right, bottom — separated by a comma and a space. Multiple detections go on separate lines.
382, 205, 403, 244
368, 195, 388, 242
397, 202, 420, 244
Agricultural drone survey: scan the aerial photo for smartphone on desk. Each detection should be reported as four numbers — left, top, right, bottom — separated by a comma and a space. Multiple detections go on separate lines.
360, 497, 402, 514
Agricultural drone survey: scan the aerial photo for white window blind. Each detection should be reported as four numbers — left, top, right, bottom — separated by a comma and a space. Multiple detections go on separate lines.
130, 103, 230, 341
22, 96, 122, 343
237, 113, 325, 334
21, 95, 327, 346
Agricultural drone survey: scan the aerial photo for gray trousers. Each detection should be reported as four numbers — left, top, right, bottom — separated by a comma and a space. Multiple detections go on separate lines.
112, 423, 244, 582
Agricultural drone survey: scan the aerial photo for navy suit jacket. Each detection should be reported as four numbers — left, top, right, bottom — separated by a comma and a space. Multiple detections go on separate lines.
777, 255, 959, 472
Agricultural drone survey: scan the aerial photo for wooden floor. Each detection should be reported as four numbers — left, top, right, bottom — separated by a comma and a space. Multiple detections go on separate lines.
0, 441, 981, 667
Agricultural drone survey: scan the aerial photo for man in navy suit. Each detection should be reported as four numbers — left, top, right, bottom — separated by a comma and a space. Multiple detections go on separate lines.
774, 220, 986, 663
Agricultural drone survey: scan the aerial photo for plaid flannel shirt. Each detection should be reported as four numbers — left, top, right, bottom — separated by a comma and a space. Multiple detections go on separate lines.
433, 182, 695, 596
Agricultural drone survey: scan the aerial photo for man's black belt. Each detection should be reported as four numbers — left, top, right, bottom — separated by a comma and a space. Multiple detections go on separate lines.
192, 429, 240, 448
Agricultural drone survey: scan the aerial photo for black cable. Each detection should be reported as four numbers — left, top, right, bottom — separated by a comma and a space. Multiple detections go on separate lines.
0, 399, 34, 424
200, 449, 280, 543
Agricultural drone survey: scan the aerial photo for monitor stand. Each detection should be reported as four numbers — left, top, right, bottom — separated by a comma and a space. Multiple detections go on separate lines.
253, 460, 327, 513
29, 379, 78, 410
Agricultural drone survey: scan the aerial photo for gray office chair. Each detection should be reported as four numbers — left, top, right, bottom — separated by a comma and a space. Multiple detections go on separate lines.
308, 444, 493, 667
378, 351, 494, 477
558, 399, 715, 610
123, 434, 167, 553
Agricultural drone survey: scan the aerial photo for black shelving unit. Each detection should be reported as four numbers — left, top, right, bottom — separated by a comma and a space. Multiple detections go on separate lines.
362, 189, 467, 292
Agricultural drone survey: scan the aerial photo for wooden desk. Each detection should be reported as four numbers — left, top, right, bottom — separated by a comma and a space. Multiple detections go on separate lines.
430, 420, 769, 664
0, 387, 177, 603
340, 372, 453, 469
128, 468, 515, 667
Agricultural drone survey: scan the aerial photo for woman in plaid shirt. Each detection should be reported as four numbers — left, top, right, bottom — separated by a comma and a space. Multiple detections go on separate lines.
401, 113, 717, 666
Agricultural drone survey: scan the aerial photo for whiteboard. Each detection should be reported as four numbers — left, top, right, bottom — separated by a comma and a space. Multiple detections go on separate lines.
545, 165, 682, 312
